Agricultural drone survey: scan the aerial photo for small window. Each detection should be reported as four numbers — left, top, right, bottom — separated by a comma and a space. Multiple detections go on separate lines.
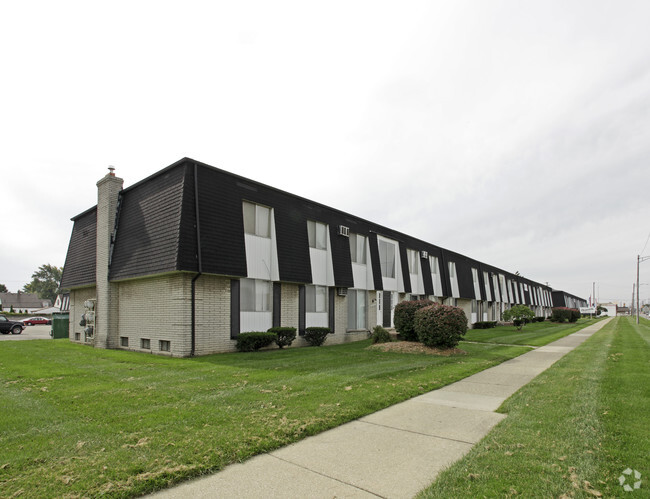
243, 201, 271, 238
349, 233, 367, 264
407, 249, 419, 275
306, 285, 328, 313
378, 239, 396, 278
120, 336, 129, 347
159, 340, 170, 352
141, 338, 151, 349
75, 332, 80, 341
240, 278, 272, 312
307, 221, 328, 250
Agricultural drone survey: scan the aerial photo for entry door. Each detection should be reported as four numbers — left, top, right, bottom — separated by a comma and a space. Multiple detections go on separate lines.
382, 291, 392, 327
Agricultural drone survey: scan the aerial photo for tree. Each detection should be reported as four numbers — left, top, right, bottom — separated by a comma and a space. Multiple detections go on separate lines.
502, 305, 535, 331
23, 264, 63, 303
0, 283, 7, 293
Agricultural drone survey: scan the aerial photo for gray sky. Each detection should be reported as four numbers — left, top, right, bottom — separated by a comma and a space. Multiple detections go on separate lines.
2, 0, 649, 305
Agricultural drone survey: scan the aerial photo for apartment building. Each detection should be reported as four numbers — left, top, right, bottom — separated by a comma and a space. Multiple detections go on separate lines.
60, 158, 572, 356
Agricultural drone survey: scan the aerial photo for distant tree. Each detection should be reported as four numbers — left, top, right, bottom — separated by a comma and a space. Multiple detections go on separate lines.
0, 283, 7, 293
502, 305, 535, 331
22, 264, 63, 303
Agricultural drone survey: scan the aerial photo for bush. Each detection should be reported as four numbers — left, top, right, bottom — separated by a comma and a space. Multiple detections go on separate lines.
502, 305, 535, 331
473, 321, 497, 329
268, 327, 296, 349
304, 327, 331, 346
393, 299, 435, 341
414, 304, 468, 349
369, 325, 392, 344
534, 316, 546, 322
551, 307, 579, 323
235, 332, 277, 352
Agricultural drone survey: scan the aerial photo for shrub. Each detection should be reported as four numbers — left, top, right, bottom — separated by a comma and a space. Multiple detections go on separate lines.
414, 304, 467, 349
235, 332, 277, 352
304, 327, 331, 346
534, 316, 546, 322
393, 299, 435, 341
268, 327, 296, 349
551, 307, 579, 323
502, 305, 535, 331
369, 325, 392, 344
473, 321, 497, 329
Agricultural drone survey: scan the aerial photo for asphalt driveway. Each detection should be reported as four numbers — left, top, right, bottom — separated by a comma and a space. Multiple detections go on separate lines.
0, 324, 54, 341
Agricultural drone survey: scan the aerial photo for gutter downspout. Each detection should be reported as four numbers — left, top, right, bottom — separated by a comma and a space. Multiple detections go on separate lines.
191, 164, 203, 356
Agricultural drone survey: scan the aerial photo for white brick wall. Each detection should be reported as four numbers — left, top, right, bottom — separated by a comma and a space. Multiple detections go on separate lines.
116, 273, 192, 356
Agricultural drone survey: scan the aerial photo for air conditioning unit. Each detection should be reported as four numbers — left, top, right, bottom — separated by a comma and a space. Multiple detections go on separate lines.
420, 250, 428, 259
338, 225, 350, 237
337, 287, 348, 296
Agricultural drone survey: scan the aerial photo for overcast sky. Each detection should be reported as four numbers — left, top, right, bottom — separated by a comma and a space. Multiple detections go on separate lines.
2, 0, 649, 305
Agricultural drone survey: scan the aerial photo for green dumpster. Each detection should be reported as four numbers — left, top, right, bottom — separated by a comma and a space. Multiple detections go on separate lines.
51, 312, 69, 339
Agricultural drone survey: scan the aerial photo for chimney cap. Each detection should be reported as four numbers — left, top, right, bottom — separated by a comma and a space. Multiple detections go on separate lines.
108, 166, 116, 176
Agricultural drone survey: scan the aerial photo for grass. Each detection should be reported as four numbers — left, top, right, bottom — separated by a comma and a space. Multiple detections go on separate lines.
0, 337, 530, 498
465, 317, 603, 346
418, 316, 650, 498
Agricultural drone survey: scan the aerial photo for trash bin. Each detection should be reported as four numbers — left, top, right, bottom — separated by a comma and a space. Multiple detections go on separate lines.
51, 312, 69, 339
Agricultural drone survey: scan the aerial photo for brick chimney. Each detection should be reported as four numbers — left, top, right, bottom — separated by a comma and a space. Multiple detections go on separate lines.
95, 167, 123, 349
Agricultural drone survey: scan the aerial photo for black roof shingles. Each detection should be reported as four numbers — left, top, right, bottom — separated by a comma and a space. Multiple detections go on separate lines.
60, 157, 563, 300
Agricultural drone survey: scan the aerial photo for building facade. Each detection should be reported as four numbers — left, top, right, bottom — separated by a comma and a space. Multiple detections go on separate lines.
60, 158, 577, 357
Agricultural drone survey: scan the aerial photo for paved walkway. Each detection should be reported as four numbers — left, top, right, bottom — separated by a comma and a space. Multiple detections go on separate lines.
151, 318, 612, 499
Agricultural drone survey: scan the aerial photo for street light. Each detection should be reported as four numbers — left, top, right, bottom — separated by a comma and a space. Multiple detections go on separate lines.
636, 255, 650, 324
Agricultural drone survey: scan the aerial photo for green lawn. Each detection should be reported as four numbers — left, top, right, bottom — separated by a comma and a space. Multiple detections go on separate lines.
465, 317, 603, 346
418, 316, 650, 498
0, 337, 530, 498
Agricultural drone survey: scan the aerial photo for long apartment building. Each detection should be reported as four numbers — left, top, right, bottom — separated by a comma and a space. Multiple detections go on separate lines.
60, 158, 583, 356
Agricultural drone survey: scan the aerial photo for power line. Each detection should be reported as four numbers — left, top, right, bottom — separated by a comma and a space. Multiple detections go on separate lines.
641, 229, 650, 256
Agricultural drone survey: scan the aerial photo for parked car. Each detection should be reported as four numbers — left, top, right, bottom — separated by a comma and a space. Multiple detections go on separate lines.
22, 316, 52, 326
0, 315, 25, 334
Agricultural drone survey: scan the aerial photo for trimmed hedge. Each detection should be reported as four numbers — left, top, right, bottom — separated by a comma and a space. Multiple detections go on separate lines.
394, 299, 435, 341
551, 307, 580, 323
473, 321, 497, 329
268, 327, 296, 349
235, 332, 277, 352
369, 325, 392, 344
304, 327, 331, 346
414, 304, 467, 348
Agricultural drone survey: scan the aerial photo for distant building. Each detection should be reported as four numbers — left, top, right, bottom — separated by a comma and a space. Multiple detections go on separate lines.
0, 292, 52, 313
617, 306, 631, 316
598, 303, 617, 317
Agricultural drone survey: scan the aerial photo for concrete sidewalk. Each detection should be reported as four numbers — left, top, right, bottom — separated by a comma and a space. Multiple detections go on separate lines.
151, 318, 612, 499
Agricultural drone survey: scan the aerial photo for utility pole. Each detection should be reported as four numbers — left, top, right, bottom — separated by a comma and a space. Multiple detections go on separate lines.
637, 255, 650, 324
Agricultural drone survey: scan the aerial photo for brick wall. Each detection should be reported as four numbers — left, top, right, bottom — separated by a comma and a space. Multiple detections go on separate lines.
115, 273, 191, 356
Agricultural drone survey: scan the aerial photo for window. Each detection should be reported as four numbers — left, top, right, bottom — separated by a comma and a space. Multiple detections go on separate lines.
448, 262, 459, 298
349, 233, 367, 264
159, 340, 170, 352
378, 239, 396, 278
407, 249, 419, 275
429, 255, 441, 295
141, 338, 151, 349
120, 336, 129, 347
347, 289, 367, 330
75, 332, 80, 341
243, 201, 271, 238
307, 220, 328, 250
306, 285, 328, 313
483, 271, 492, 301
240, 278, 272, 312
